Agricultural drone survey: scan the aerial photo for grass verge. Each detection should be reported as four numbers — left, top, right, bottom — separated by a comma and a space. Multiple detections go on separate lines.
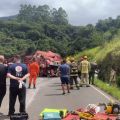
95, 79, 120, 101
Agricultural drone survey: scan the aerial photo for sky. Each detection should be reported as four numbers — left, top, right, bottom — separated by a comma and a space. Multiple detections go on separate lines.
0, 0, 120, 26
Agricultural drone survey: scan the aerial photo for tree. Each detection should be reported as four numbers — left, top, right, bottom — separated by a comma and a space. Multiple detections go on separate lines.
51, 7, 68, 25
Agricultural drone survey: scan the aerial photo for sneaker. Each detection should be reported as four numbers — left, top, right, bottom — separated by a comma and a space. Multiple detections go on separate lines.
28, 84, 31, 89
70, 87, 73, 90
62, 92, 65, 95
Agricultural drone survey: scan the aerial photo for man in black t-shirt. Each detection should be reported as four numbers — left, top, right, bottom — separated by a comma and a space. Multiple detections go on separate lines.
0, 55, 7, 108
7, 55, 30, 115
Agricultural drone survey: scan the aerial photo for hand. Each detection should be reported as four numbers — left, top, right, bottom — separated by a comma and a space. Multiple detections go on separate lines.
16, 77, 21, 81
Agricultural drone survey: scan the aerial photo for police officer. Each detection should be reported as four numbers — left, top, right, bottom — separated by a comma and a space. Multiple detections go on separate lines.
7, 55, 30, 115
69, 58, 79, 90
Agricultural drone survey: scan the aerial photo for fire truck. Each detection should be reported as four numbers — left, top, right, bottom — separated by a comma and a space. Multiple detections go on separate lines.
24, 51, 62, 77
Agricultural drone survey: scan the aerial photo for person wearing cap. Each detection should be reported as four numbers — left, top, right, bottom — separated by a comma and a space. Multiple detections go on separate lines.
7, 55, 30, 116
79, 56, 91, 87
69, 58, 79, 90
0, 55, 7, 108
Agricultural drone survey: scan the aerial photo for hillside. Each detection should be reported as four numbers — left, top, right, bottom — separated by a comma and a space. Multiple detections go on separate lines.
74, 34, 120, 82
0, 15, 17, 21
1, 4, 120, 57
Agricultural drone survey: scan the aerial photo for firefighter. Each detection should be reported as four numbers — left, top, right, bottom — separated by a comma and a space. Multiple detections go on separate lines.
79, 56, 91, 87
28, 57, 40, 89
78, 57, 84, 80
69, 58, 79, 90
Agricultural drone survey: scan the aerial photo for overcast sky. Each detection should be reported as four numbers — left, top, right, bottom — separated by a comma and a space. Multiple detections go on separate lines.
0, 0, 120, 26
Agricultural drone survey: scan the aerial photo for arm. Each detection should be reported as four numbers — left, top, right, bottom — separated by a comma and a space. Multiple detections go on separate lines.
19, 73, 30, 81
7, 73, 20, 81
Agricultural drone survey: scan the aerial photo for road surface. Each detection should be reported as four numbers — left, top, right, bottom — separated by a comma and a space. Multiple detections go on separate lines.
0, 77, 116, 120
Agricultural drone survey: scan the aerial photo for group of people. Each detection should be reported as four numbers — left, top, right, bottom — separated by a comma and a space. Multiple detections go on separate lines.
0, 55, 40, 116
59, 56, 98, 95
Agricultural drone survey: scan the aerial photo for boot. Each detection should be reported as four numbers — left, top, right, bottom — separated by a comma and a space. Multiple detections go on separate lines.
33, 84, 36, 89
76, 86, 80, 90
28, 84, 31, 89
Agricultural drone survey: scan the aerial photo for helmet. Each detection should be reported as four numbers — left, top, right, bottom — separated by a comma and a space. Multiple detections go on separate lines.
84, 56, 88, 59
70, 58, 75, 62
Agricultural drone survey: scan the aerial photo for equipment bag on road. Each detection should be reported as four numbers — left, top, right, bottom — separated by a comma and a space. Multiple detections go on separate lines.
43, 112, 61, 120
62, 113, 79, 120
10, 113, 28, 120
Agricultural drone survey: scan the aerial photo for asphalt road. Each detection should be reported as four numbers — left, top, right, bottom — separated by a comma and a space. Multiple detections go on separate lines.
0, 77, 116, 120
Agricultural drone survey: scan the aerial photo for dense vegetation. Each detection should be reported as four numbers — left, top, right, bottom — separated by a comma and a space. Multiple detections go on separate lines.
1, 4, 120, 57
74, 36, 120, 85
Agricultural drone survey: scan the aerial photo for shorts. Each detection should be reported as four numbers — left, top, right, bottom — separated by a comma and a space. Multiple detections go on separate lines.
60, 77, 69, 85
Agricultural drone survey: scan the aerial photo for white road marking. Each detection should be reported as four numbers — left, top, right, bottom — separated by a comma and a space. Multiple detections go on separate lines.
26, 80, 50, 109
91, 85, 114, 101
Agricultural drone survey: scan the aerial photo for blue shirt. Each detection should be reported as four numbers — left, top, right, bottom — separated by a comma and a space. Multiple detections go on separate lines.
8, 63, 28, 87
59, 63, 70, 77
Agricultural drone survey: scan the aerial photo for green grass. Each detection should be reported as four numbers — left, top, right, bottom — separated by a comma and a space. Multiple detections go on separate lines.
73, 35, 120, 100
95, 79, 120, 100
74, 37, 120, 62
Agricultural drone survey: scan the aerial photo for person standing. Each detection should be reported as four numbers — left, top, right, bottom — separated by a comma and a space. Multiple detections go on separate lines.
79, 56, 91, 87
109, 67, 116, 86
28, 57, 39, 89
0, 55, 7, 108
7, 55, 30, 116
59, 59, 70, 95
69, 58, 79, 90
89, 61, 97, 85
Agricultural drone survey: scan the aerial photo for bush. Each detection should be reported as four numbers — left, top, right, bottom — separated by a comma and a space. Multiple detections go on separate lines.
116, 76, 120, 87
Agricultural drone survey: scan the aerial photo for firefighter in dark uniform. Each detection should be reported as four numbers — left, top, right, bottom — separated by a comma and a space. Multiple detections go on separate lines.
69, 58, 79, 90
